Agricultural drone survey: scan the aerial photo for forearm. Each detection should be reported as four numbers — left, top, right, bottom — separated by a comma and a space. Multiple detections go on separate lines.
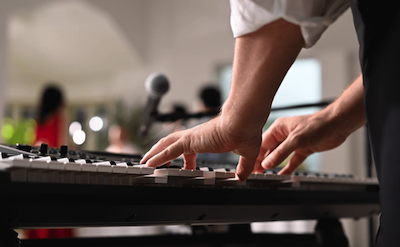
221, 19, 305, 137
320, 74, 366, 137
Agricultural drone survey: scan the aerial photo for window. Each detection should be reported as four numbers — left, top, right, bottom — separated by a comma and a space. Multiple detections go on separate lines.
219, 58, 322, 171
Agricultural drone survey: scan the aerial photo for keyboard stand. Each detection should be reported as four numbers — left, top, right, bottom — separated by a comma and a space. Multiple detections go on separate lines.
1, 219, 349, 247
0, 228, 20, 247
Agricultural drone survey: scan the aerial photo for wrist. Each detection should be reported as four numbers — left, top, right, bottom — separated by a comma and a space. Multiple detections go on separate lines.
219, 100, 267, 140
319, 102, 364, 139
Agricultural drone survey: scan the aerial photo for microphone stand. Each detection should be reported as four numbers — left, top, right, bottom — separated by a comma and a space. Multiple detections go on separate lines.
155, 109, 220, 123
139, 100, 334, 144
153, 99, 333, 123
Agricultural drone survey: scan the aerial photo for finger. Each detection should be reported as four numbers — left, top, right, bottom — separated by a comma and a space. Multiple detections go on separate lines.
253, 150, 267, 173
236, 154, 258, 181
252, 162, 265, 173
183, 153, 197, 170
278, 151, 310, 175
141, 135, 180, 164
253, 148, 268, 173
261, 137, 298, 170
145, 141, 184, 168
261, 122, 288, 151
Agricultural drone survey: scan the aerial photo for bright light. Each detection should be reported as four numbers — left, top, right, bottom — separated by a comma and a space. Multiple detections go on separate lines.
89, 116, 103, 132
72, 130, 86, 145
69, 121, 82, 136
1, 124, 14, 140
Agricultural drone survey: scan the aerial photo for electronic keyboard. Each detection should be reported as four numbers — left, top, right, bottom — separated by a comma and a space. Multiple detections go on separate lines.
0, 144, 380, 229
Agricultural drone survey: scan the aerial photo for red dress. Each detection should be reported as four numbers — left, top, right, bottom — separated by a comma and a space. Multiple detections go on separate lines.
34, 114, 61, 148
27, 114, 74, 239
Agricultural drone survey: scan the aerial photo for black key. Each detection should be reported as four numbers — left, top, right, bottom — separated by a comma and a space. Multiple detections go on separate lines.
1, 153, 10, 159
60, 145, 68, 157
16, 144, 32, 152
157, 164, 169, 169
39, 143, 48, 156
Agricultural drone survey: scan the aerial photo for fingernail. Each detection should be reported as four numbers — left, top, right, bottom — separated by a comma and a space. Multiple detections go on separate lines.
261, 161, 271, 169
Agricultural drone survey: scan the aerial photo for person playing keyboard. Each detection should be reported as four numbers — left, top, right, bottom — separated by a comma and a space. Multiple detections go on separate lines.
141, 1, 400, 246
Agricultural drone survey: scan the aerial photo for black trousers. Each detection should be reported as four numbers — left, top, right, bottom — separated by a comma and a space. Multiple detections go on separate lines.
352, 1, 400, 246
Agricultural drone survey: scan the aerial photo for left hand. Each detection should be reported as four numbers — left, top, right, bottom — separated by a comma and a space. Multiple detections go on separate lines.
140, 115, 262, 181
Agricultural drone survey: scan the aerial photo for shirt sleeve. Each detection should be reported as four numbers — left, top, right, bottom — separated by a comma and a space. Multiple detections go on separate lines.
230, 0, 354, 48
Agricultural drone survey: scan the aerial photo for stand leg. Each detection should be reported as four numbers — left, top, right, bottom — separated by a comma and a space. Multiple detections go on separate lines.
315, 219, 349, 247
0, 229, 20, 247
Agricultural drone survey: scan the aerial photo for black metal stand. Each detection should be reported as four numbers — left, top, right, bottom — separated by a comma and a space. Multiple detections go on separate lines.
0, 229, 20, 247
12, 219, 350, 247
315, 219, 349, 247
365, 126, 376, 247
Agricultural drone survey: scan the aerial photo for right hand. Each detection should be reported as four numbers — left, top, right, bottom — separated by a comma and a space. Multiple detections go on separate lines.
254, 112, 349, 175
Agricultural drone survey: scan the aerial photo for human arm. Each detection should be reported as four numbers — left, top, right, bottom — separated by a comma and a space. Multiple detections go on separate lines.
141, 19, 305, 180
254, 74, 365, 174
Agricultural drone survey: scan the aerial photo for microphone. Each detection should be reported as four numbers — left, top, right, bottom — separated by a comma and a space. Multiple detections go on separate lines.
139, 73, 170, 140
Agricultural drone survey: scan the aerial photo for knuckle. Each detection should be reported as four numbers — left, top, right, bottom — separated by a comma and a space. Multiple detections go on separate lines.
272, 148, 284, 161
162, 148, 171, 157
180, 135, 193, 153
289, 133, 306, 148
158, 137, 168, 146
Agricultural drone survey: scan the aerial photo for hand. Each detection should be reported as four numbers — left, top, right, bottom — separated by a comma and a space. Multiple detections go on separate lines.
254, 112, 348, 175
140, 115, 262, 181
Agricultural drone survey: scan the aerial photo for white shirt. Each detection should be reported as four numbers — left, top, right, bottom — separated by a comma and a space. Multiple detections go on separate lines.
230, 0, 354, 48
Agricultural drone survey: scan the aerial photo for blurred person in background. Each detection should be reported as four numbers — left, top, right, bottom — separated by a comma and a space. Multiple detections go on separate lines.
106, 124, 140, 154
26, 84, 74, 239
196, 85, 222, 125
165, 103, 189, 133
33, 84, 67, 148
193, 85, 231, 161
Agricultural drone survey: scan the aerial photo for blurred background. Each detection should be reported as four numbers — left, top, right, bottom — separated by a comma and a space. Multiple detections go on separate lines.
0, 0, 374, 245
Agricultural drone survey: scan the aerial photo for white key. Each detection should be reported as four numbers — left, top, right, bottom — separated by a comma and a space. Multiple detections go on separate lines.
29, 159, 55, 183
65, 161, 82, 171
215, 177, 246, 186
1, 159, 30, 169
0, 159, 30, 182
135, 164, 154, 175
126, 165, 142, 175
190, 169, 203, 177
81, 163, 97, 172
33, 156, 52, 162
57, 157, 70, 164
94, 161, 113, 173
247, 173, 259, 180
75, 159, 87, 165
30, 160, 49, 170
202, 169, 235, 179
127, 164, 154, 175
112, 163, 128, 174
179, 169, 195, 177
154, 168, 180, 176
132, 175, 167, 184
182, 177, 215, 186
